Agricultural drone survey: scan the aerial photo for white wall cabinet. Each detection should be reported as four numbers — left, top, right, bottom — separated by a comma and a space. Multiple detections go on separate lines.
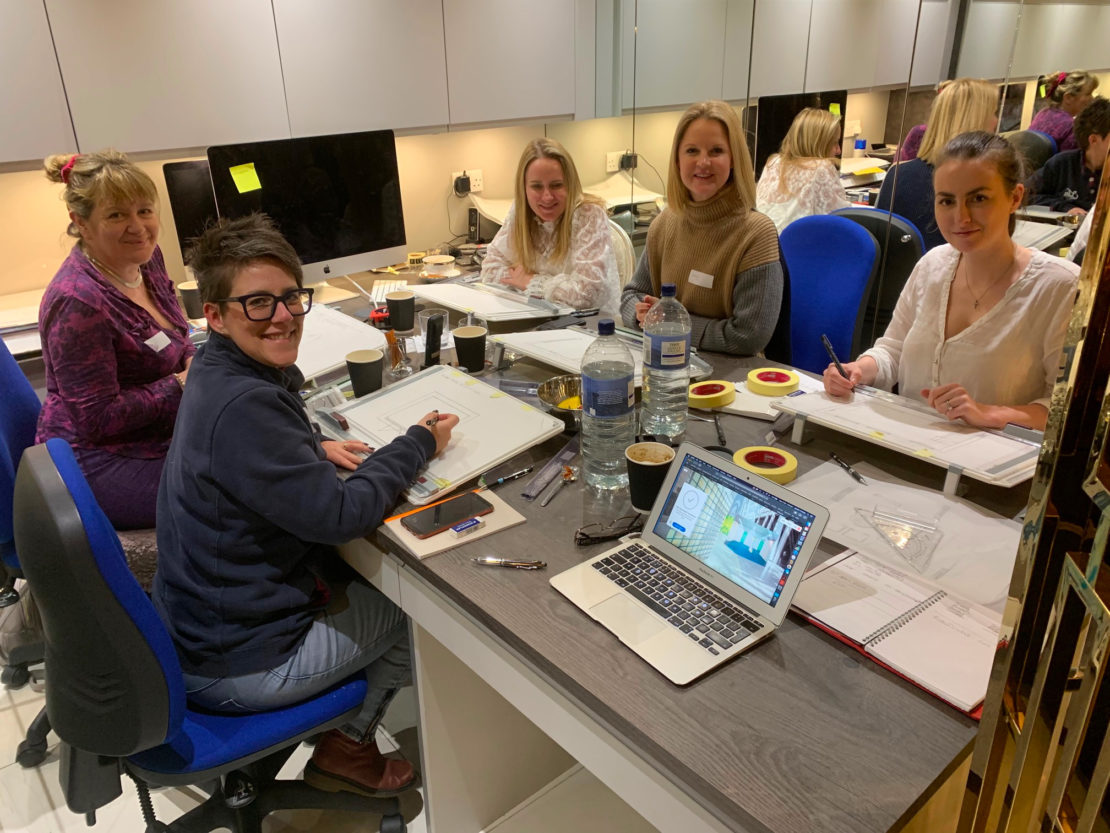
442, 0, 577, 125
721, 0, 756, 102
805, 0, 921, 93
274, 0, 450, 136
0, 0, 75, 163
46, 0, 289, 152
750, 0, 811, 98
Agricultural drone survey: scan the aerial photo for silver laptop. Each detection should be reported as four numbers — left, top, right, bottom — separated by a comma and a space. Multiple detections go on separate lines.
551, 443, 829, 684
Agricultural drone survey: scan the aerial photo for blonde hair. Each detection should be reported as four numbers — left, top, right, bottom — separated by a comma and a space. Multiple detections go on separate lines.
510, 138, 602, 273
918, 79, 999, 166
768, 108, 842, 193
1042, 70, 1099, 106
666, 100, 756, 214
44, 149, 159, 239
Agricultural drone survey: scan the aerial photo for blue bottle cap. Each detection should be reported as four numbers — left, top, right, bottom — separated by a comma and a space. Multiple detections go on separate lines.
597, 319, 615, 335
854, 138, 867, 150
661, 283, 677, 297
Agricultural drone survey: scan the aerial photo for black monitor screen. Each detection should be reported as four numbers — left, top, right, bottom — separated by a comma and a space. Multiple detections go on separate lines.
206, 130, 406, 281
162, 160, 218, 255
753, 90, 849, 178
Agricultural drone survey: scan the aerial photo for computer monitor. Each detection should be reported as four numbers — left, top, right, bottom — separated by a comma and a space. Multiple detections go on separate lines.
753, 90, 848, 178
206, 130, 407, 283
162, 160, 219, 257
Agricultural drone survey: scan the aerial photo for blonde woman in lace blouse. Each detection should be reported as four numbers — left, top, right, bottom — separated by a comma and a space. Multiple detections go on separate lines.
756, 108, 850, 231
481, 138, 619, 318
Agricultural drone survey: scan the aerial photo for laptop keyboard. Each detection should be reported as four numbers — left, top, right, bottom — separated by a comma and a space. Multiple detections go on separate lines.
592, 542, 764, 656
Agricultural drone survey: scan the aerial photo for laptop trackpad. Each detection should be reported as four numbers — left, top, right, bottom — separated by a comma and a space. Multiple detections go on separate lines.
590, 594, 668, 645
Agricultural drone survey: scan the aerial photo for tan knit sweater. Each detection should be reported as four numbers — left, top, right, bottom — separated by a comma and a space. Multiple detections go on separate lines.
645, 188, 780, 319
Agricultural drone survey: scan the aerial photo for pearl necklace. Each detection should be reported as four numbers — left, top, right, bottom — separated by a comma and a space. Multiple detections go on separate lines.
88, 255, 143, 289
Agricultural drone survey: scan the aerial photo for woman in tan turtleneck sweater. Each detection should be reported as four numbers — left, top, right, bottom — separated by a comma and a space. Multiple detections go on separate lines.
620, 100, 783, 355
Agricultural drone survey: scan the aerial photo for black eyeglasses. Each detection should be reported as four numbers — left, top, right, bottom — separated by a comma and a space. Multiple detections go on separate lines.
574, 513, 644, 546
217, 288, 314, 321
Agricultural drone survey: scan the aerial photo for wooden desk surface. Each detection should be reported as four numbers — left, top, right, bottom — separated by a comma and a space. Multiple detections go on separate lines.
371, 351, 1027, 833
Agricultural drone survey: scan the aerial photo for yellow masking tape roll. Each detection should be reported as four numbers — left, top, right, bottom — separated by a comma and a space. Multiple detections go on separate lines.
407, 251, 427, 265
688, 380, 736, 409
746, 367, 800, 397
732, 446, 798, 485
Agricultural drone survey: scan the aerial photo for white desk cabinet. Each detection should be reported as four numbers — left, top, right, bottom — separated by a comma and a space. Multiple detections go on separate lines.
46, 0, 288, 152
0, 0, 75, 163
442, 0, 577, 126
274, 0, 450, 136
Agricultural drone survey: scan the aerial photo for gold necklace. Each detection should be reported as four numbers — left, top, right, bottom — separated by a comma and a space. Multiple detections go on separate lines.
962, 251, 1014, 310
88, 254, 143, 289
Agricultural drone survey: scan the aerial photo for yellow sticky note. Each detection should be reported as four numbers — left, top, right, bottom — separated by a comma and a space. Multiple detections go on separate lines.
229, 163, 262, 194
914, 448, 934, 458
829, 102, 841, 116
869, 430, 885, 439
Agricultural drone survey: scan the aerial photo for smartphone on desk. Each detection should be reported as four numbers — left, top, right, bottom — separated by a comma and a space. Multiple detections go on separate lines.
400, 492, 494, 539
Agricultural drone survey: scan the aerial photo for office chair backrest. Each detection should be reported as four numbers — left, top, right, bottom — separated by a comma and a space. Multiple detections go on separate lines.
1003, 129, 1057, 173
832, 207, 924, 348
780, 215, 879, 374
13, 439, 183, 757
0, 339, 41, 568
608, 218, 636, 288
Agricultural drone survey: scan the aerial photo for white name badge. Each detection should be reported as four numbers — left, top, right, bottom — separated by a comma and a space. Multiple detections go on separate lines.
144, 331, 171, 352
688, 269, 714, 289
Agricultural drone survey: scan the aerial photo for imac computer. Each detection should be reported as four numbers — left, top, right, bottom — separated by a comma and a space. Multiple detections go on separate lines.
162, 160, 219, 256
752, 90, 848, 177
206, 129, 407, 283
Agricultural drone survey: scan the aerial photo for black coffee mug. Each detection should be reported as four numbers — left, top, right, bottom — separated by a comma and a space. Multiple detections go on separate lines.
625, 441, 676, 513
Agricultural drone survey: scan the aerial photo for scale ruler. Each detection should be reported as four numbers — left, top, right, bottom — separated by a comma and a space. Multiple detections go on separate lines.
522, 436, 580, 500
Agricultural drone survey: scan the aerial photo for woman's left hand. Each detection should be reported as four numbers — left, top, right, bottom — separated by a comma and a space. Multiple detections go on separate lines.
922, 383, 993, 428
321, 439, 373, 470
500, 265, 533, 291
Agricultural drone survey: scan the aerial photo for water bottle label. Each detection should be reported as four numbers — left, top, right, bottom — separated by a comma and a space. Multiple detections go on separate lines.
643, 333, 690, 369
582, 375, 634, 417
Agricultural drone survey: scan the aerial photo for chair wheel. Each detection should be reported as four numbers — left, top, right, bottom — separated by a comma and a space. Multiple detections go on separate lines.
2, 665, 30, 689
16, 737, 47, 768
379, 814, 405, 833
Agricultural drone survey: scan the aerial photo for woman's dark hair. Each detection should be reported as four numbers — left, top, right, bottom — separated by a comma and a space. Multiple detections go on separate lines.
934, 131, 1026, 235
186, 214, 303, 304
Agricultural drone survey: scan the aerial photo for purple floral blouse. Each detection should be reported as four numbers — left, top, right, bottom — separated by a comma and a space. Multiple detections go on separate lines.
1029, 107, 1077, 152
36, 245, 194, 458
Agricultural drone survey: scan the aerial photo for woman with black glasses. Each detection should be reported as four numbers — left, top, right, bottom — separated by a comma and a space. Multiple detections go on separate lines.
37, 149, 194, 529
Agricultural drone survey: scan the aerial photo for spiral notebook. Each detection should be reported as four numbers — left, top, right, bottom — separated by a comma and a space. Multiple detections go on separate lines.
792, 551, 1003, 714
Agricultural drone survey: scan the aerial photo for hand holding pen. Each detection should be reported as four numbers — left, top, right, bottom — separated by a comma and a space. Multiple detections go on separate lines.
820, 334, 871, 398
418, 410, 459, 457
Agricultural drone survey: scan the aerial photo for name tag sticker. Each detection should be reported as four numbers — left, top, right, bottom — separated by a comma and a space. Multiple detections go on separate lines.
689, 269, 714, 289
144, 331, 171, 352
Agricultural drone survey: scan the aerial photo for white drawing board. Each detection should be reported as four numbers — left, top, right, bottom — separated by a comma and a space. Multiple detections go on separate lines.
333, 365, 564, 504
296, 303, 387, 382
409, 283, 571, 321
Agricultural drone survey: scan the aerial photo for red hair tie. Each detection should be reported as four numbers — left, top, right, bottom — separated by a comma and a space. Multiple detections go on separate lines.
60, 154, 79, 185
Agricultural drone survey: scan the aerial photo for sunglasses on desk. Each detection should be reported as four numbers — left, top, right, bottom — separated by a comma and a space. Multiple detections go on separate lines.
574, 513, 644, 546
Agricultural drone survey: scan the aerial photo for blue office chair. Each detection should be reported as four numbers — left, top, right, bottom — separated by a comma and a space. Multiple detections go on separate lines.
832, 207, 924, 349
780, 215, 879, 374
14, 439, 408, 833
1004, 129, 1058, 173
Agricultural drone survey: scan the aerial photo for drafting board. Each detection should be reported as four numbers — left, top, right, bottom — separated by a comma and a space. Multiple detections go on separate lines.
295, 303, 387, 382
490, 328, 713, 386
408, 283, 572, 321
774, 388, 1040, 490
332, 365, 564, 504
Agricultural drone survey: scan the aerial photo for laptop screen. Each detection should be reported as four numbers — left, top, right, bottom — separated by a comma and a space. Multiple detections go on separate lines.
652, 452, 816, 607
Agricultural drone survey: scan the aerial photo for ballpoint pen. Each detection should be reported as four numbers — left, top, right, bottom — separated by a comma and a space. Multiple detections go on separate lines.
821, 334, 849, 380
472, 557, 546, 570
829, 451, 868, 485
480, 466, 534, 490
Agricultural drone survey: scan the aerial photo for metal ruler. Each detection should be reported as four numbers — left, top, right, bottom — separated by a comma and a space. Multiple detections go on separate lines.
522, 436, 580, 500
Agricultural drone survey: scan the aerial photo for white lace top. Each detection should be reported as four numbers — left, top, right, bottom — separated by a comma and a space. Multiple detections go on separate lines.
755, 156, 850, 232
480, 201, 620, 319
860, 245, 1079, 411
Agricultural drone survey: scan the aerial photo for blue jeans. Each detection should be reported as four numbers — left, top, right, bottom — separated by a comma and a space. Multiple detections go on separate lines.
183, 577, 411, 741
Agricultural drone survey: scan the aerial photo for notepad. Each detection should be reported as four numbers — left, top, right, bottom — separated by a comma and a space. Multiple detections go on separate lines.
794, 551, 1002, 714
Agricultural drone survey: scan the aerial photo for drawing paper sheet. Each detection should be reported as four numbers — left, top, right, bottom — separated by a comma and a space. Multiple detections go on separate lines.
720, 374, 826, 420
790, 461, 1020, 611
493, 329, 645, 385
296, 303, 387, 381
384, 491, 526, 559
775, 390, 1039, 486
410, 283, 569, 321
334, 366, 563, 504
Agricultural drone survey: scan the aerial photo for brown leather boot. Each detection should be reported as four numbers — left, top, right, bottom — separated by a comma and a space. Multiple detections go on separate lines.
304, 728, 416, 796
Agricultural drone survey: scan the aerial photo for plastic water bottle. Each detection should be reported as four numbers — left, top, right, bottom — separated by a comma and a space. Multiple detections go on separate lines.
640, 284, 691, 441
580, 319, 636, 490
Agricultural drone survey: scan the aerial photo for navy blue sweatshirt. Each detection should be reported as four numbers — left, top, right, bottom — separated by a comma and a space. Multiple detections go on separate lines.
876, 159, 946, 252
153, 332, 435, 676
1028, 149, 1101, 213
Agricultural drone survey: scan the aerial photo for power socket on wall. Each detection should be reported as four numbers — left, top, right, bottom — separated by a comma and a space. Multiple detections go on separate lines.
605, 151, 623, 173
451, 169, 483, 194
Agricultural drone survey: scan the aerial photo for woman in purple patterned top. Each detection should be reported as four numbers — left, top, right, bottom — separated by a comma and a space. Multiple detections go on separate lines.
1029, 70, 1099, 152
36, 150, 194, 529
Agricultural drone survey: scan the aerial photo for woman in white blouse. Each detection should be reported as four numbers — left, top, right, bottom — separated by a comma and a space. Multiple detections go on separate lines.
481, 138, 619, 319
756, 107, 850, 232
823, 131, 1079, 431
